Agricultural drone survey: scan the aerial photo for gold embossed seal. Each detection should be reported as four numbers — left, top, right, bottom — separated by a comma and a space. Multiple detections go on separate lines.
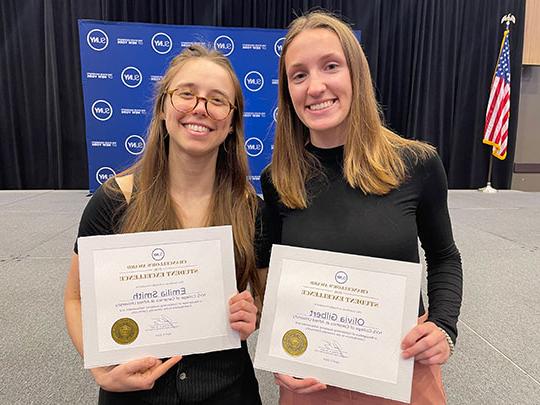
111, 318, 139, 345
282, 329, 308, 356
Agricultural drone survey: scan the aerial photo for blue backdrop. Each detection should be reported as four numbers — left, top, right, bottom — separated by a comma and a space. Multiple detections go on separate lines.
79, 20, 287, 193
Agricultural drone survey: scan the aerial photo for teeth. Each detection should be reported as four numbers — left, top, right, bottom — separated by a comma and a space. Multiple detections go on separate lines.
184, 124, 210, 132
309, 100, 335, 111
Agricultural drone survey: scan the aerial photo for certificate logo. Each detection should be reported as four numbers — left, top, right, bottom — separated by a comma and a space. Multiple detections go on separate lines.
282, 329, 308, 356
272, 107, 278, 123
87, 29, 109, 51
111, 318, 139, 345
335, 271, 348, 284
152, 248, 165, 261
151, 32, 173, 54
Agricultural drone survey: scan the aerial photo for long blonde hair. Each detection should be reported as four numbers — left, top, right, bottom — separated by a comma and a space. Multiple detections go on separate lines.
105, 45, 261, 297
272, 11, 434, 209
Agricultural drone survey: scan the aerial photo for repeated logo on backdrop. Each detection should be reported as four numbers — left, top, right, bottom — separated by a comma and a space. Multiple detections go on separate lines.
245, 137, 264, 157
80, 20, 288, 193
124, 135, 145, 155
151, 32, 173, 54
121, 67, 143, 88
214, 35, 235, 56
274, 37, 285, 57
95, 166, 116, 184
244, 71, 265, 92
91, 100, 113, 121
81, 21, 361, 193
87, 29, 109, 51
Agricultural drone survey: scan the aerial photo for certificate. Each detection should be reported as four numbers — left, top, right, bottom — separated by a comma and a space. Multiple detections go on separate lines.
78, 225, 239, 368
254, 245, 422, 403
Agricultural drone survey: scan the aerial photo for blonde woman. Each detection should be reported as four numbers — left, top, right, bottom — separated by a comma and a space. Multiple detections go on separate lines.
65, 45, 264, 404
261, 11, 462, 404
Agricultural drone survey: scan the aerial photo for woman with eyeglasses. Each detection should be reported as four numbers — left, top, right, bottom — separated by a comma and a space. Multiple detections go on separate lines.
261, 11, 463, 404
64, 45, 265, 404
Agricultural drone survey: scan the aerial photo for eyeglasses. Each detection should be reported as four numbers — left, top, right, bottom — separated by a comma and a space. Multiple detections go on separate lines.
166, 88, 236, 121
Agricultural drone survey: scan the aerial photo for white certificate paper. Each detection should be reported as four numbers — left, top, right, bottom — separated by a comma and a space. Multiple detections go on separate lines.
254, 245, 422, 403
78, 226, 239, 368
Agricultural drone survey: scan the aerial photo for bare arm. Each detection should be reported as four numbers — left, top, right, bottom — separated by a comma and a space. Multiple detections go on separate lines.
63, 253, 181, 391
64, 253, 83, 355
254, 267, 268, 328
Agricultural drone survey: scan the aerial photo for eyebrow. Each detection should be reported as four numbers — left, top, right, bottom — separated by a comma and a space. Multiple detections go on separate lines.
287, 52, 343, 69
173, 82, 230, 98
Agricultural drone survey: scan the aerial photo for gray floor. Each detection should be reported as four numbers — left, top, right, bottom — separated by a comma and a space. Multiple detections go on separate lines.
0, 190, 539, 404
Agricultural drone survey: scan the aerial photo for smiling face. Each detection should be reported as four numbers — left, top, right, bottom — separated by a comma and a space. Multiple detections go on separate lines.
163, 58, 235, 158
285, 28, 352, 147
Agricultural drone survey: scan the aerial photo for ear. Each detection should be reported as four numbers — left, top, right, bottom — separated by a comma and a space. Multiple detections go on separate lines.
158, 94, 167, 120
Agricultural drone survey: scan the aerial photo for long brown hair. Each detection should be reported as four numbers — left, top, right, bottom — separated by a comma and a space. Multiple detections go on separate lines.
272, 11, 434, 209
105, 45, 262, 297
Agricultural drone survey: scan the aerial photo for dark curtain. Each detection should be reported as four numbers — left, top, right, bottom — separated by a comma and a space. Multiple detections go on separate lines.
0, 0, 525, 189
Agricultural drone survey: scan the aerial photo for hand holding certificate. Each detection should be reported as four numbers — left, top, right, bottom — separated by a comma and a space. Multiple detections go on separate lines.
78, 226, 240, 369
254, 245, 422, 403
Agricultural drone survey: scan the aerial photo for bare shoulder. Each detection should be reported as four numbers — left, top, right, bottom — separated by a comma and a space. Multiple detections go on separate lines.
114, 174, 134, 203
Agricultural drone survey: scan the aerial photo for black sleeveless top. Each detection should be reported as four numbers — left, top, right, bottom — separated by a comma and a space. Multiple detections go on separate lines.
74, 182, 266, 405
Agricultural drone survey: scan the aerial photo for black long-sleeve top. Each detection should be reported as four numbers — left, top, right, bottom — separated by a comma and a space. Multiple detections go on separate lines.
260, 144, 463, 343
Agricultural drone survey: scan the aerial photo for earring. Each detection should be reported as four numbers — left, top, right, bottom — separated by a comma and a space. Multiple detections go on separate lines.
222, 142, 229, 153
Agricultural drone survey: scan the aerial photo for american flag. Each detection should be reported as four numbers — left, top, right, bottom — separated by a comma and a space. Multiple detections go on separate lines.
483, 29, 511, 160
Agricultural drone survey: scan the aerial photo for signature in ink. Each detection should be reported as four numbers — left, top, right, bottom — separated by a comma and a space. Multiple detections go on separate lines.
147, 315, 179, 331
317, 340, 349, 358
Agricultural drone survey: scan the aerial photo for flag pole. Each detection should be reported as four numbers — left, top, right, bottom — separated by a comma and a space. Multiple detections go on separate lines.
479, 13, 515, 193
479, 155, 497, 193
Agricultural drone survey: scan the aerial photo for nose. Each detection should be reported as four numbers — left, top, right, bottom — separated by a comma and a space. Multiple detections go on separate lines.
307, 73, 326, 97
191, 97, 208, 116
